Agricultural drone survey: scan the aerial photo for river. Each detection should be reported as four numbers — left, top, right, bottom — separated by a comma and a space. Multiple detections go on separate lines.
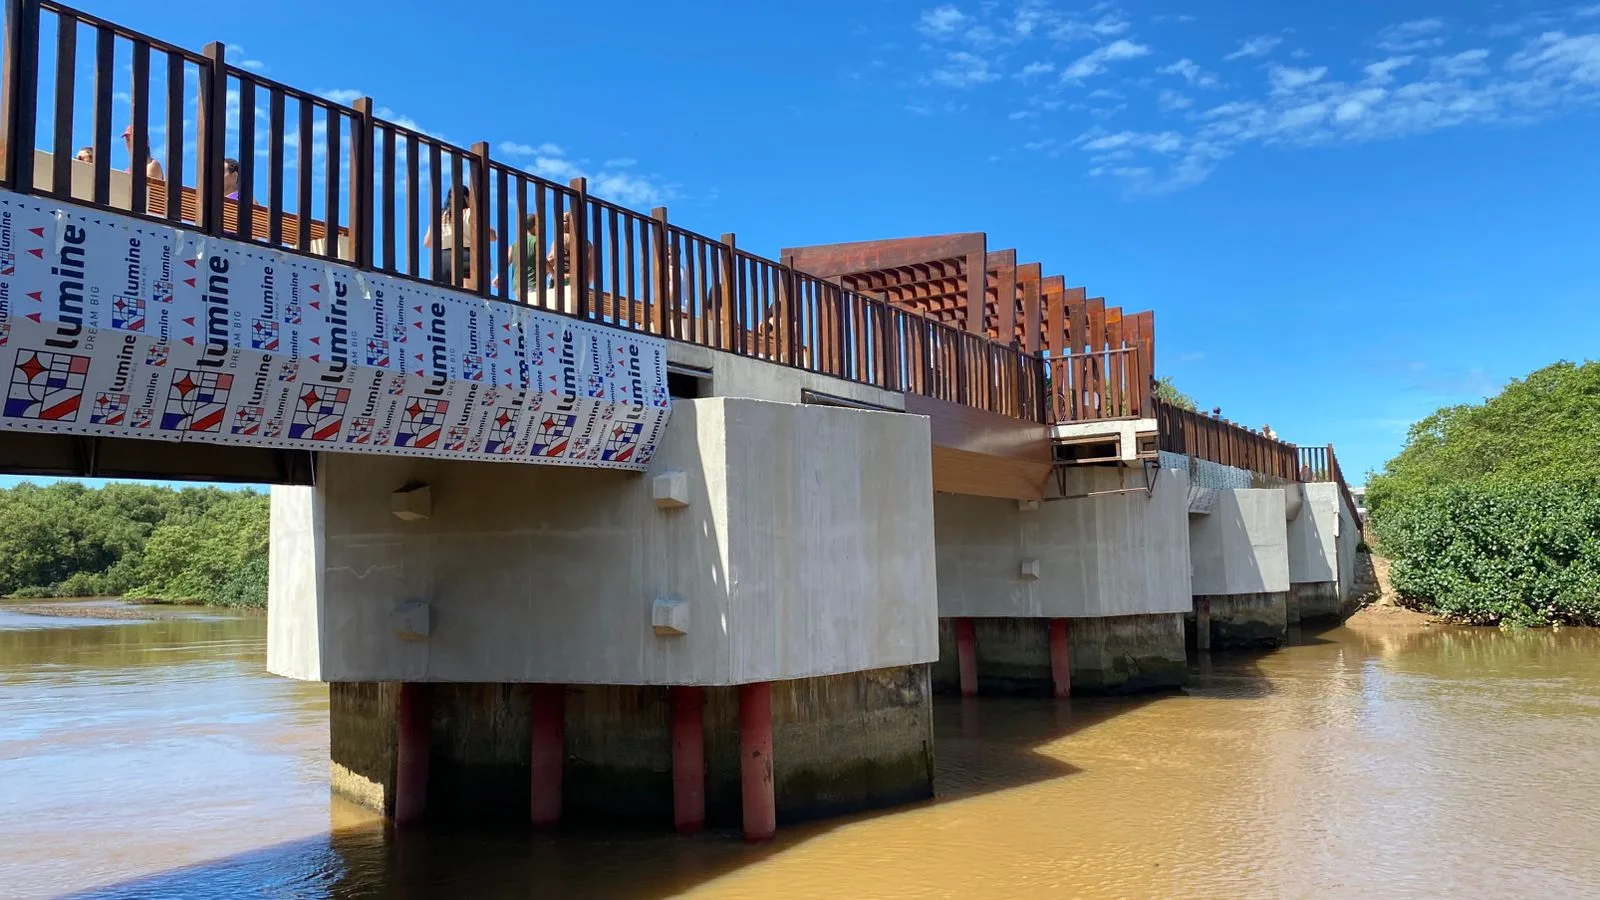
2, 601, 1598, 899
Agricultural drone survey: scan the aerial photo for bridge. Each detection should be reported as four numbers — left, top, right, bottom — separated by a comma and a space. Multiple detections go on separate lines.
0, 1, 1362, 842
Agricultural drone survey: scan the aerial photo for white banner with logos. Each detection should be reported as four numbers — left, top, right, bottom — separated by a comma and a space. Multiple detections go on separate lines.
0, 188, 670, 470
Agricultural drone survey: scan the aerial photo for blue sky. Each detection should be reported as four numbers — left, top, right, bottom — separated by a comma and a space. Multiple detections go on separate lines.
22, 0, 1600, 485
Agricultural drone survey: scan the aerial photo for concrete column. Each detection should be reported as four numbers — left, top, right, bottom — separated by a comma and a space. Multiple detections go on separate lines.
739, 681, 776, 843
529, 683, 565, 829
1048, 618, 1071, 698
395, 682, 431, 828
1195, 598, 1211, 651
670, 685, 706, 834
955, 617, 979, 697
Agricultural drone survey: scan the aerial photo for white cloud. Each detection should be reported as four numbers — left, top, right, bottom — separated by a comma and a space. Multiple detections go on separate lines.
604, 157, 638, 168
1050, 13, 1131, 42
1377, 19, 1447, 53
527, 156, 584, 182
1269, 64, 1328, 93
1159, 89, 1194, 110
1431, 48, 1491, 78
1225, 35, 1282, 60
1067, 19, 1600, 194
918, 4, 970, 37
1017, 61, 1055, 78
226, 44, 267, 73
1363, 57, 1414, 84
499, 141, 565, 157
591, 171, 669, 207
926, 51, 1001, 87
318, 88, 364, 105
1061, 39, 1151, 81
1506, 30, 1600, 84
1159, 57, 1220, 88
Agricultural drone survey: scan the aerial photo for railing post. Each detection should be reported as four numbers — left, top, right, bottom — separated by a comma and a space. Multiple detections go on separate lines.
651, 205, 671, 336
469, 140, 490, 297
568, 176, 589, 319
719, 233, 737, 353
2, 0, 41, 191
198, 41, 227, 236
350, 97, 375, 269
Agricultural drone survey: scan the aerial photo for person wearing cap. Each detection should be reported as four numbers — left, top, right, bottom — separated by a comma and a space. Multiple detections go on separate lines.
122, 125, 164, 182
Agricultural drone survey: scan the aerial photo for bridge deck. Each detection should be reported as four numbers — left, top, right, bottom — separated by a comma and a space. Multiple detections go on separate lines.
0, 0, 1357, 508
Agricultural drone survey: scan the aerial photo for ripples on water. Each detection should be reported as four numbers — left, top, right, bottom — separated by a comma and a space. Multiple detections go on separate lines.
2, 602, 1598, 899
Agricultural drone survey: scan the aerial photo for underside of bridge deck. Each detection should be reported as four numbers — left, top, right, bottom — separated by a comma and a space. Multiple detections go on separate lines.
0, 430, 313, 484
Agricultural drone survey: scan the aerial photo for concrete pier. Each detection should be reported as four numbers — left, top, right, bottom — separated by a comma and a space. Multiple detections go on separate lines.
935, 613, 1188, 695
327, 666, 933, 832
277, 396, 939, 836
1287, 482, 1363, 622
1188, 486, 1293, 651
931, 465, 1193, 695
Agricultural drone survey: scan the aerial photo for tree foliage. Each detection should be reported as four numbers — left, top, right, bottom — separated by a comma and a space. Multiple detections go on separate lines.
0, 482, 269, 607
1379, 481, 1600, 627
1153, 376, 1196, 411
1366, 361, 1600, 514
1368, 360, 1600, 626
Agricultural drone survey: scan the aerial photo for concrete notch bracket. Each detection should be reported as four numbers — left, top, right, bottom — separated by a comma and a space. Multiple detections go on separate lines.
1019, 558, 1041, 580
391, 599, 431, 641
652, 596, 690, 635
653, 471, 690, 509
391, 483, 432, 521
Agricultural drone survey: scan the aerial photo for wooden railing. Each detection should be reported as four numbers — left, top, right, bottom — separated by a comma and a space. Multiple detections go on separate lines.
1153, 398, 1301, 481
1299, 445, 1361, 520
0, 0, 1047, 423
1047, 346, 1150, 422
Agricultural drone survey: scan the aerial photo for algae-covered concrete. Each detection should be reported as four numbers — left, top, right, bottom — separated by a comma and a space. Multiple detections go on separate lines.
270, 397, 936, 686
326, 667, 933, 828
329, 682, 401, 816
1192, 593, 1289, 650
1069, 614, 1188, 694
1291, 581, 1343, 622
931, 614, 1186, 695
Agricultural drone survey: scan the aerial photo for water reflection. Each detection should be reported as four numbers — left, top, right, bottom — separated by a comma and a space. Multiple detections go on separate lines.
3, 605, 1598, 899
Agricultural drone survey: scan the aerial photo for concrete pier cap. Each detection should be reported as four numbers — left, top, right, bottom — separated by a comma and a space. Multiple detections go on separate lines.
930, 462, 1195, 695
268, 396, 938, 685
1188, 486, 1293, 650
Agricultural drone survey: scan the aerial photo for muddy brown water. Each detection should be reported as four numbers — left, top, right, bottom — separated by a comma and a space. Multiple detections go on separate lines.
3, 600, 1599, 899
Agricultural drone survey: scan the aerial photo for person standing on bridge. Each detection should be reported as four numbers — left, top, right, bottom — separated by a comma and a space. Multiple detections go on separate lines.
424, 185, 496, 288
121, 124, 164, 182
501, 213, 542, 303
1263, 424, 1277, 440
223, 158, 241, 201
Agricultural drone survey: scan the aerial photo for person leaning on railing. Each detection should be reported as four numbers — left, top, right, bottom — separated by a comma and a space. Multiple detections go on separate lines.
423, 185, 497, 286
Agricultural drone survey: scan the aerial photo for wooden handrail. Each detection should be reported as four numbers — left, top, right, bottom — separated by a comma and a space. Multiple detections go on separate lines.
0, 0, 1049, 423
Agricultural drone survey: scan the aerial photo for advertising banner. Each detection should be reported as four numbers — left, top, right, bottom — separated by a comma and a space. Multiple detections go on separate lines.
0, 188, 671, 471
